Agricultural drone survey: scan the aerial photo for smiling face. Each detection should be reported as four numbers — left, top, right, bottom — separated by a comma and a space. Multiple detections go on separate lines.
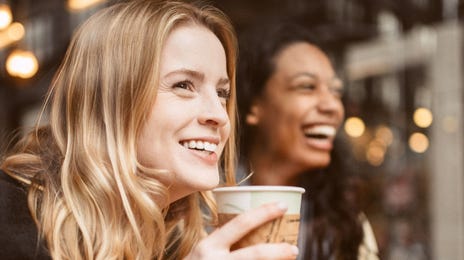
137, 24, 231, 202
248, 42, 344, 176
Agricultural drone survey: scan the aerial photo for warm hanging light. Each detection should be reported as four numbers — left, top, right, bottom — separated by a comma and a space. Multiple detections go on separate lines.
67, 0, 106, 11
366, 139, 386, 166
375, 125, 394, 146
413, 107, 433, 128
6, 49, 39, 79
0, 22, 25, 49
344, 117, 366, 138
408, 132, 429, 153
0, 4, 12, 30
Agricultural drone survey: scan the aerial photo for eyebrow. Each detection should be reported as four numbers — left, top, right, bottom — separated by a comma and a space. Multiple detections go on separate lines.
217, 77, 230, 87
289, 72, 317, 80
164, 68, 204, 81
164, 68, 230, 86
290, 72, 342, 85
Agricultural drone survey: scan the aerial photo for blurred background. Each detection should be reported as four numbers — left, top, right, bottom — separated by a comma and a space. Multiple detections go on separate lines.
0, 0, 462, 259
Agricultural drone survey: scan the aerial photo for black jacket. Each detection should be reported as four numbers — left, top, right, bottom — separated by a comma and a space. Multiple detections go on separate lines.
0, 170, 51, 259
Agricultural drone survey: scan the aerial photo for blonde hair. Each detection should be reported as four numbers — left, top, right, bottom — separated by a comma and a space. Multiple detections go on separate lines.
1, 0, 237, 259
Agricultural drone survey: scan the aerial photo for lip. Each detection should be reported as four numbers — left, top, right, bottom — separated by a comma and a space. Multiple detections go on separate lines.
185, 148, 219, 165
304, 136, 335, 151
180, 136, 220, 145
301, 123, 338, 151
302, 120, 340, 129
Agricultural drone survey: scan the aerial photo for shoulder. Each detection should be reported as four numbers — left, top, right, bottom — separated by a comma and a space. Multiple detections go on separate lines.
0, 170, 30, 217
0, 169, 29, 209
0, 170, 51, 260
0, 167, 27, 189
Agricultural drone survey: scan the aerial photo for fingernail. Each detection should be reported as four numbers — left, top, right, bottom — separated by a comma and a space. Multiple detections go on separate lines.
291, 245, 299, 255
292, 246, 300, 255
276, 202, 288, 211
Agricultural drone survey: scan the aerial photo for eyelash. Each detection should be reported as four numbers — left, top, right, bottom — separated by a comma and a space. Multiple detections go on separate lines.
299, 84, 316, 90
173, 80, 194, 91
295, 83, 344, 97
173, 80, 230, 101
217, 88, 231, 100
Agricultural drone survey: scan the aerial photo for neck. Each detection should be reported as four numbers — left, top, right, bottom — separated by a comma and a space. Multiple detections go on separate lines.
248, 148, 304, 186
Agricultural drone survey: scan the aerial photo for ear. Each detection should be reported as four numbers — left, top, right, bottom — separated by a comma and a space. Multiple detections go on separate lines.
246, 104, 261, 125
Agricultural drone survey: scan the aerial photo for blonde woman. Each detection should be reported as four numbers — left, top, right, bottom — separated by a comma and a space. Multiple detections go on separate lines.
0, 1, 299, 259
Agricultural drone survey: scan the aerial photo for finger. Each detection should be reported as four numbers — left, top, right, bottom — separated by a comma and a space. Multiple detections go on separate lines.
209, 202, 288, 247
231, 243, 299, 260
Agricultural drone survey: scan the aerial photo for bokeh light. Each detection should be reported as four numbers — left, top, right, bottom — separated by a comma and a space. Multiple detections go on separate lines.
413, 107, 433, 128
366, 139, 386, 166
6, 50, 39, 79
375, 125, 394, 146
409, 132, 429, 153
344, 117, 366, 138
0, 22, 25, 49
7, 22, 25, 41
0, 4, 12, 30
68, 0, 107, 11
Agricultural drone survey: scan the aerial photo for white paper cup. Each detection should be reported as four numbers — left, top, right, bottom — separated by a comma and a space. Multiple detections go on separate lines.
212, 185, 305, 249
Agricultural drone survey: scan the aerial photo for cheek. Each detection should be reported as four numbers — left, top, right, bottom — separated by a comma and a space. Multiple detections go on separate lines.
336, 101, 346, 125
219, 121, 231, 149
258, 99, 302, 135
224, 122, 231, 138
268, 95, 300, 117
137, 124, 160, 166
258, 109, 296, 145
279, 100, 309, 124
136, 110, 169, 167
136, 132, 152, 166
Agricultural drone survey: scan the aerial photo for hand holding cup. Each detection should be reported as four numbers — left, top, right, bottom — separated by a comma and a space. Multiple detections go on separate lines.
213, 186, 305, 250
185, 200, 302, 259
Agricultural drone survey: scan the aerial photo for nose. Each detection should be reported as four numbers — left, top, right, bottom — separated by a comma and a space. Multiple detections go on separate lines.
198, 90, 229, 127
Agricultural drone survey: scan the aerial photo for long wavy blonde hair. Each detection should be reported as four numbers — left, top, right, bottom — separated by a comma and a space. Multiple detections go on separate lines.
1, 1, 237, 259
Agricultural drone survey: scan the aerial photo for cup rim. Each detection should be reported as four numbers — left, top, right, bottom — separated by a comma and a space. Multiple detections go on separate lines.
212, 185, 305, 194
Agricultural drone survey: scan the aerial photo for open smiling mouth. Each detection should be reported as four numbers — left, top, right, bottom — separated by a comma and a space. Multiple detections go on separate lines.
303, 125, 336, 140
180, 140, 217, 154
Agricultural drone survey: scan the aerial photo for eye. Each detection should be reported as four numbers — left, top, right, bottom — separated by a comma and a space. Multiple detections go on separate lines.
296, 83, 316, 91
173, 80, 194, 91
217, 88, 231, 100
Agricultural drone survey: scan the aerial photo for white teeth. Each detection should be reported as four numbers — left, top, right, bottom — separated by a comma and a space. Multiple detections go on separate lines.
181, 140, 217, 152
204, 143, 217, 152
303, 125, 336, 137
188, 140, 196, 149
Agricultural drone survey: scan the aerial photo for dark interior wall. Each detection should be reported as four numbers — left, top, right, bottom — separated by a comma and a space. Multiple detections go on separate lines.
0, 0, 458, 157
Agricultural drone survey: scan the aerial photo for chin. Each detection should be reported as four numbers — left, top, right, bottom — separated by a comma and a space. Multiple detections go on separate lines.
302, 155, 331, 170
169, 180, 219, 203
197, 181, 219, 191
192, 174, 220, 191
